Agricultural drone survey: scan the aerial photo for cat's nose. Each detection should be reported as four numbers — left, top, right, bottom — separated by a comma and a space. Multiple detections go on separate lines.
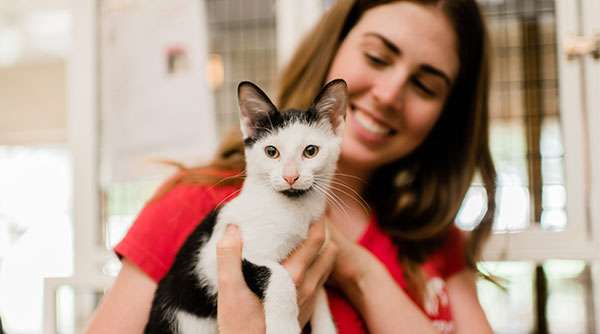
283, 174, 299, 186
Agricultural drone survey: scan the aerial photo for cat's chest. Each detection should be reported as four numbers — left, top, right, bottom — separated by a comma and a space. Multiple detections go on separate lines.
218, 195, 319, 261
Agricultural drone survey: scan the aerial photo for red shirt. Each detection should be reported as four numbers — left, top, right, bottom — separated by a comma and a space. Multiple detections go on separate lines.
115, 173, 466, 334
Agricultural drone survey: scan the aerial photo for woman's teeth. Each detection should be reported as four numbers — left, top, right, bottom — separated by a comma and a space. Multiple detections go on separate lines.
354, 109, 393, 136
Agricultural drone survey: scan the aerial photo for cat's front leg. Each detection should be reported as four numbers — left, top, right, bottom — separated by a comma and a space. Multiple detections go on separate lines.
310, 288, 337, 334
262, 262, 302, 334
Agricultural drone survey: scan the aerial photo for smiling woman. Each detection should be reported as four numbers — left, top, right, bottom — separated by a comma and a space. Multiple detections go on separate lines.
88, 1, 496, 333
326, 2, 459, 174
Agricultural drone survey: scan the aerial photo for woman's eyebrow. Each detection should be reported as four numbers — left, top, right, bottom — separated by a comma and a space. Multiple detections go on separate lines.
364, 32, 400, 55
364, 32, 452, 86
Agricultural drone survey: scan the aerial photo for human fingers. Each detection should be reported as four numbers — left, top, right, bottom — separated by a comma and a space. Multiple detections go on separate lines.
216, 224, 265, 334
216, 224, 245, 288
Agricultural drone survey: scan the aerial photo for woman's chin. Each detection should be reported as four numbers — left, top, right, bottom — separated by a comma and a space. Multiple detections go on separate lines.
339, 143, 386, 173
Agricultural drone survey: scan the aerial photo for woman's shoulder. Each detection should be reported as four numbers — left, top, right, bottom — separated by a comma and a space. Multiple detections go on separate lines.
114, 168, 242, 282
150, 168, 242, 210
136, 168, 243, 233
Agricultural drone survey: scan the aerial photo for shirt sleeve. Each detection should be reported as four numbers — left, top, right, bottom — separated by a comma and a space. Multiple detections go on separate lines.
114, 180, 222, 282
440, 226, 468, 278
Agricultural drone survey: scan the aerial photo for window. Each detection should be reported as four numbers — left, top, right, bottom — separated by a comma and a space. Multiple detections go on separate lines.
465, 1, 600, 332
0, 146, 73, 333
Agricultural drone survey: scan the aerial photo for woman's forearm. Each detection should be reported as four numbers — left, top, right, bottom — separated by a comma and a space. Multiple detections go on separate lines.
341, 260, 439, 334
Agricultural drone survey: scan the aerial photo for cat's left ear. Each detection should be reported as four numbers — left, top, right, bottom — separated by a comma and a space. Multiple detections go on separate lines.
311, 79, 348, 137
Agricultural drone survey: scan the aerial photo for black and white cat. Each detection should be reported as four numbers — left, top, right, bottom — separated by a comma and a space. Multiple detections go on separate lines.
144, 79, 347, 334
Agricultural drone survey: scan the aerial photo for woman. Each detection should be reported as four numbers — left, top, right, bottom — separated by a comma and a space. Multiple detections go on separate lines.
87, 0, 496, 333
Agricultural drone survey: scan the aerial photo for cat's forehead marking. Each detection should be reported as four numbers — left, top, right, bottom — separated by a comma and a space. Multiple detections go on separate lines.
244, 109, 321, 148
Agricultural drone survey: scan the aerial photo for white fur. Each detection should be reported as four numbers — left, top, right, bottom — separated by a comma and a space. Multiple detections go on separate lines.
311, 289, 338, 333
197, 121, 341, 288
177, 311, 217, 333
262, 261, 302, 334
190, 121, 341, 334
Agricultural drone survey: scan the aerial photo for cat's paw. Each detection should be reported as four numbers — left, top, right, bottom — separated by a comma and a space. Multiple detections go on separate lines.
310, 319, 338, 334
310, 288, 337, 334
266, 318, 302, 334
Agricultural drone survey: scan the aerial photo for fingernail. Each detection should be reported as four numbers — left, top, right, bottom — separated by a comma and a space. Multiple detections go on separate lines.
226, 224, 238, 235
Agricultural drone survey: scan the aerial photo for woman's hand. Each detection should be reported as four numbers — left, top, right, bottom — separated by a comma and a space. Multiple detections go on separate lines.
216, 224, 265, 334
216, 220, 338, 331
325, 219, 440, 334
281, 217, 338, 328
326, 220, 380, 292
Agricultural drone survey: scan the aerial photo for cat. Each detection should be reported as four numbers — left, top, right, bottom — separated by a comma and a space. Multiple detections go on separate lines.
144, 79, 348, 334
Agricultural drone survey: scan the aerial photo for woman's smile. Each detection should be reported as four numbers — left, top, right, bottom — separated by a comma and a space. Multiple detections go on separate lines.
348, 104, 396, 142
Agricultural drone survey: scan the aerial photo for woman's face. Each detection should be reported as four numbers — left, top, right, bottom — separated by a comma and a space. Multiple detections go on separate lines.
326, 1, 459, 175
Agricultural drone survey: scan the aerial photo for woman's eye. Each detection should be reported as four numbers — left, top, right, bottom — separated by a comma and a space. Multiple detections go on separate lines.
265, 145, 280, 158
412, 79, 436, 97
303, 145, 319, 158
364, 53, 387, 67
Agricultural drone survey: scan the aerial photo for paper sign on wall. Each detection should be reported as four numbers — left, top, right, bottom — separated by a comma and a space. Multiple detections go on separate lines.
100, 0, 217, 183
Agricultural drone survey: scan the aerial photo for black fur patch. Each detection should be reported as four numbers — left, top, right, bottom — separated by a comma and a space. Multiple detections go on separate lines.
244, 108, 320, 148
144, 208, 221, 334
241, 260, 271, 301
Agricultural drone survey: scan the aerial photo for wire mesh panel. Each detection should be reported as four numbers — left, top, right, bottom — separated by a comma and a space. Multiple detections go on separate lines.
459, 0, 566, 232
206, 0, 278, 138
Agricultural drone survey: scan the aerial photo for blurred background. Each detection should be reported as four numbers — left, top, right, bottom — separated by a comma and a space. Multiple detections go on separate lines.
0, 0, 599, 333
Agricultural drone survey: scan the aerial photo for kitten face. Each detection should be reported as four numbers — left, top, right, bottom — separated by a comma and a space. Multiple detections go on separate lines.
238, 80, 348, 198
246, 120, 342, 197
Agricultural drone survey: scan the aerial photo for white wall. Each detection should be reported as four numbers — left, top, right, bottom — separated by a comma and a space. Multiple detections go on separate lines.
0, 61, 66, 144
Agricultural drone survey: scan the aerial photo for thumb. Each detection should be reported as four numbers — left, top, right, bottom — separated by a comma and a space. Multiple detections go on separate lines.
216, 224, 244, 288
217, 225, 265, 334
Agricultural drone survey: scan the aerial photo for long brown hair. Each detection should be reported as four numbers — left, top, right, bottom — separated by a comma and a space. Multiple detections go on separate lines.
277, 0, 496, 298
170, 0, 497, 299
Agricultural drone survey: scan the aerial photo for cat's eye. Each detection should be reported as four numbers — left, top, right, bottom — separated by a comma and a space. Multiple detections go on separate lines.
265, 145, 280, 158
303, 145, 319, 158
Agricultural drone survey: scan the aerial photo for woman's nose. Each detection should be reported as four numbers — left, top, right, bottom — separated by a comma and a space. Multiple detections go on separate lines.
372, 74, 407, 112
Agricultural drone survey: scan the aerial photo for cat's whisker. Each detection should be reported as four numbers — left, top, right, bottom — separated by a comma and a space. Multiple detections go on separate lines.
313, 183, 351, 223
324, 182, 370, 213
206, 171, 246, 198
321, 184, 352, 211
315, 179, 350, 208
206, 170, 247, 193
324, 184, 370, 216
214, 188, 242, 208
318, 172, 369, 185
314, 175, 364, 192
313, 177, 371, 215
260, 180, 280, 194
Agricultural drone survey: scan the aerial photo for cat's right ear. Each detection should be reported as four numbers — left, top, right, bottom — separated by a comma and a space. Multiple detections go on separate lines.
238, 81, 276, 139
